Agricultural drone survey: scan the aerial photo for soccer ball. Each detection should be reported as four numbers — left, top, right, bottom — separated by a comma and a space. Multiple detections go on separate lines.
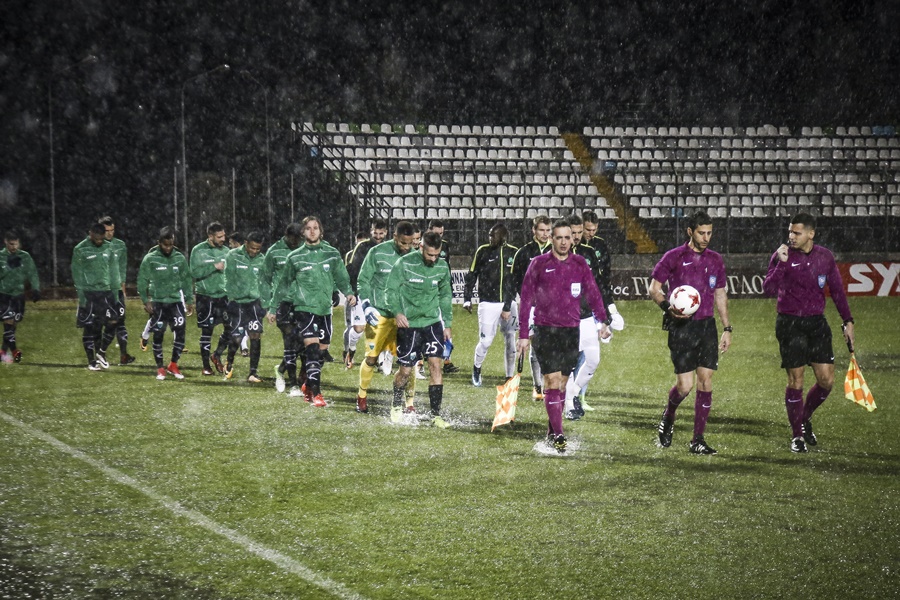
669, 285, 701, 317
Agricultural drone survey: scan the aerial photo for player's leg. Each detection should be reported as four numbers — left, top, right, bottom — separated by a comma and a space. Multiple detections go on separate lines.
166, 303, 187, 379
800, 316, 836, 446
223, 303, 243, 378
356, 316, 395, 411
140, 316, 153, 351
566, 318, 599, 418
689, 367, 715, 453
2, 319, 15, 359
115, 291, 132, 362
302, 339, 324, 403
196, 296, 213, 373
501, 302, 519, 379
777, 314, 815, 451
76, 299, 99, 368
472, 302, 500, 386
687, 321, 719, 454
423, 324, 447, 426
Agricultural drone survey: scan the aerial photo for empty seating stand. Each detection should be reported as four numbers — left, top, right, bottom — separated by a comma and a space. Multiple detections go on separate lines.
297, 122, 616, 224
297, 121, 899, 254
583, 124, 900, 220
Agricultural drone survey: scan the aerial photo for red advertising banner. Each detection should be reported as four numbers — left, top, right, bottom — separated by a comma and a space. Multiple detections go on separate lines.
838, 262, 900, 297
451, 262, 899, 302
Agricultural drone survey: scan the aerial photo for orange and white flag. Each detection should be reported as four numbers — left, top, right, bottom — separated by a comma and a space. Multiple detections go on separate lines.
844, 354, 876, 412
492, 373, 520, 431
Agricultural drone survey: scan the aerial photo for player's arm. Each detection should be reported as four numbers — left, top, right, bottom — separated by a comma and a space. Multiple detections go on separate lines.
438, 267, 453, 330
118, 244, 127, 296
511, 247, 527, 297
714, 287, 732, 352
136, 255, 153, 312
191, 246, 217, 282
463, 246, 484, 311
384, 260, 405, 327
516, 260, 538, 355
582, 263, 609, 335
71, 248, 87, 304
332, 253, 356, 306
762, 250, 787, 297
180, 255, 194, 313
825, 257, 854, 349
649, 277, 688, 320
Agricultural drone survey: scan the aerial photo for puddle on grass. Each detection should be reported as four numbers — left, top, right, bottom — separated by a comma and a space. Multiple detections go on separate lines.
533, 437, 582, 457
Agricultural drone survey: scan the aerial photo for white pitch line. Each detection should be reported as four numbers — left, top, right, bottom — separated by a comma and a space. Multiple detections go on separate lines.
0, 410, 367, 600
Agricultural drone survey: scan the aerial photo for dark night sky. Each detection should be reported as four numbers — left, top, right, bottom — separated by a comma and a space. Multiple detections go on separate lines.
1, 0, 897, 273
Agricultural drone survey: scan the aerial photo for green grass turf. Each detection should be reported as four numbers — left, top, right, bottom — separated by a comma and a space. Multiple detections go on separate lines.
1, 297, 898, 599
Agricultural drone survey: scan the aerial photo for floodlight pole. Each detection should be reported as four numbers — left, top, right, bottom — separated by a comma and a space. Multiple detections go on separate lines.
180, 64, 230, 254
48, 54, 98, 286
240, 70, 272, 236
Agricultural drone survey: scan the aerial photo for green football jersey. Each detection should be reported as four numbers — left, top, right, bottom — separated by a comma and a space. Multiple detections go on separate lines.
137, 245, 193, 305
190, 239, 229, 298
0, 248, 40, 297
385, 251, 452, 329
261, 237, 298, 310
274, 242, 351, 316
71, 238, 119, 304
224, 245, 268, 304
107, 236, 127, 291
356, 239, 412, 317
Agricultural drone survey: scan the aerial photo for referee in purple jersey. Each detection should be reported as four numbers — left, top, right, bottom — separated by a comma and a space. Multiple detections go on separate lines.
763, 212, 855, 453
649, 211, 731, 455
517, 220, 610, 453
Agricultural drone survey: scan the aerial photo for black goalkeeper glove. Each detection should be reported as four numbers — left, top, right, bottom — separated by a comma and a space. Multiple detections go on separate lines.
7, 254, 22, 269
32, 291, 41, 303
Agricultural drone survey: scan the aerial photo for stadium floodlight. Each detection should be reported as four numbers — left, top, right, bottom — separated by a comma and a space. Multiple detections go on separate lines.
49, 54, 98, 287
180, 64, 230, 255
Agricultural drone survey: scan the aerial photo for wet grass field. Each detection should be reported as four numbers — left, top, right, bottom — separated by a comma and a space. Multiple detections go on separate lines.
1, 297, 898, 598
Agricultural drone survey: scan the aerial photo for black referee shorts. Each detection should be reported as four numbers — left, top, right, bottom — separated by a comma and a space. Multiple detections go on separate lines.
667, 317, 719, 374
775, 313, 834, 369
532, 325, 580, 375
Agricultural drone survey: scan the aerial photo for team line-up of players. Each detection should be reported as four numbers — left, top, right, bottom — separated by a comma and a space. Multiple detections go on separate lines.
0, 209, 854, 454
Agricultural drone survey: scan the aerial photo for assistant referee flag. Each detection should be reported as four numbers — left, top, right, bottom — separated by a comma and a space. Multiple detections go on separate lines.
844, 354, 876, 412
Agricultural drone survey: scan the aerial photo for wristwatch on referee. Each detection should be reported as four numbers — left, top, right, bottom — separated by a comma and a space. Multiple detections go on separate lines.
723, 326, 733, 333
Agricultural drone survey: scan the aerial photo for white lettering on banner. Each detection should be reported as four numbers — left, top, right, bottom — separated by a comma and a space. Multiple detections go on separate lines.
847, 263, 899, 296
872, 263, 900, 295
848, 264, 875, 293
726, 275, 765, 296
631, 276, 652, 297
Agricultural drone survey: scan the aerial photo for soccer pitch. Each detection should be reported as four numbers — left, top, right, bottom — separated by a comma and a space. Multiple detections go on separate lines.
1, 297, 898, 599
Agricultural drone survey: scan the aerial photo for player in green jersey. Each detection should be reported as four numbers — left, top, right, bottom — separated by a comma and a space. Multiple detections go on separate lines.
72, 222, 121, 370
273, 216, 355, 405
384, 232, 453, 426
262, 223, 304, 393
99, 216, 135, 365
137, 227, 194, 380
223, 231, 269, 382
191, 222, 232, 375
354, 221, 416, 413
0, 231, 40, 363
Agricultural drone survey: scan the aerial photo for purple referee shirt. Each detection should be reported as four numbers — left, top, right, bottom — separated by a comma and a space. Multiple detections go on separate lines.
651, 242, 726, 320
518, 251, 607, 339
763, 244, 852, 321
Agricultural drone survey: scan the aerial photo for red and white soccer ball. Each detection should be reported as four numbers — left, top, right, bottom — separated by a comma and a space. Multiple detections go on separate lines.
669, 285, 701, 316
